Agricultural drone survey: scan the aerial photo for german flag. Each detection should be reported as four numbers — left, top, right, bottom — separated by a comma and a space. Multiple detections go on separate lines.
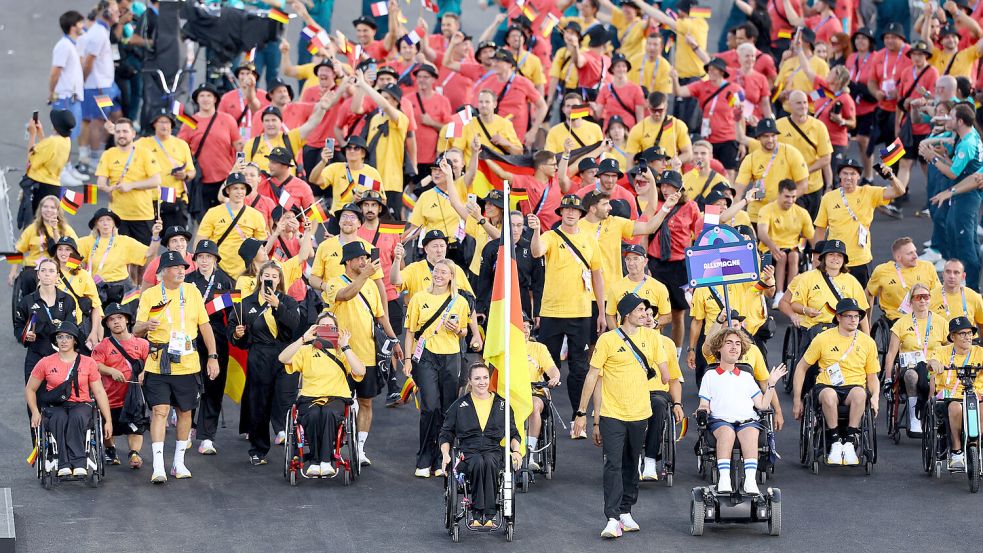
230, 290, 243, 303
689, 6, 712, 18
225, 345, 249, 403
27, 444, 38, 466
478, 141, 600, 190
522, 4, 539, 21
172, 101, 197, 130
305, 201, 329, 223
65, 256, 83, 270
881, 137, 905, 166
121, 288, 140, 305
511, 188, 529, 202
148, 300, 171, 317
676, 418, 689, 442
378, 221, 405, 235
94, 95, 114, 109
400, 377, 419, 408
778, 29, 793, 40
569, 104, 590, 119
84, 185, 97, 204
2, 252, 24, 264
402, 192, 416, 210
267, 7, 289, 24
60, 191, 81, 215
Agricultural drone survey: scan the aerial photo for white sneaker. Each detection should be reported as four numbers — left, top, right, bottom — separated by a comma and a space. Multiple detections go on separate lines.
950, 451, 966, 470
171, 464, 192, 479
45, 459, 58, 473
358, 450, 372, 467
307, 464, 321, 476
60, 168, 83, 187
919, 248, 942, 262
57, 467, 71, 477
528, 455, 542, 472
716, 471, 733, 493
600, 518, 623, 538
274, 431, 287, 446
151, 467, 167, 484
841, 442, 860, 465
72, 467, 87, 477
772, 290, 784, 309
827, 441, 845, 465
415, 467, 431, 478
320, 462, 336, 476
619, 513, 640, 531
923, 239, 932, 247
641, 457, 659, 481
67, 164, 89, 181
743, 474, 760, 495
198, 439, 217, 455
909, 413, 923, 434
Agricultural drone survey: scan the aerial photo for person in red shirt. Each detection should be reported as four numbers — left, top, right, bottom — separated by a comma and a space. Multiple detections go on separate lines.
299, 61, 339, 104
424, 12, 461, 69
866, 22, 911, 160
808, 65, 857, 169
408, 64, 453, 170
718, 23, 778, 87
569, 25, 610, 100
217, 64, 270, 142
92, 303, 150, 468
732, 43, 773, 121
178, 83, 243, 216
387, 39, 422, 92
896, 40, 940, 192
142, 226, 197, 290
576, 158, 639, 219
436, 32, 479, 110
806, 0, 844, 45
767, 0, 803, 53
480, 49, 548, 147
672, 58, 743, 179
514, 149, 574, 230
257, 147, 315, 211
26, 321, 112, 478
249, 78, 313, 138
847, 27, 878, 180
353, 15, 395, 62
594, 53, 646, 128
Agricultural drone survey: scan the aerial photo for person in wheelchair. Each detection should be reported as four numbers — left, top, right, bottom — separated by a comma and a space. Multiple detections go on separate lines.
866, 237, 941, 332
780, 239, 869, 336
793, 298, 880, 466
697, 328, 786, 495
439, 362, 522, 529
641, 304, 684, 481
522, 314, 560, 472
25, 321, 112, 478
277, 312, 366, 477
883, 283, 944, 435
927, 317, 983, 470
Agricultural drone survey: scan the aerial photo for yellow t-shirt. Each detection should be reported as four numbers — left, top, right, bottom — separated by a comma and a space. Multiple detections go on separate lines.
244, 129, 304, 175
814, 186, 890, 267
409, 188, 464, 243
650, 334, 683, 392
549, 46, 579, 89
324, 274, 384, 367
577, 216, 633, 284
735, 143, 810, 222
891, 313, 945, 358
611, 11, 646, 61
867, 260, 941, 320
196, 203, 268, 278
367, 111, 409, 193
930, 345, 983, 399
454, 116, 522, 196
57, 268, 103, 324
627, 116, 691, 159
15, 223, 77, 265
75, 233, 147, 283
465, 217, 492, 275
311, 236, 382, 300
690, 283, 753, 327
515, 49, 546, 87
286, 344, 358, 398
95, 146, 161, 221
135, 135, 194, 201
776, 55, 829, 111
292, 62, 321, 92
590, 326, 667, 421
319, 162, 383, 206
234, 255, 304, 296
605, 275, 672, 319
776, 116, 833, 194
628, 53, 672, 94
538, 228, 602, 318
27, 136, 71, 186
930, 47, 982, 80
398, 260, 474, 302
473, 394, 495, 430
931, 286, 983, 324
405, 290, 471, 354
545, 121, 604, 154
757, 201, 815, 250
802, 328, 879, 387
674, 17, 709, 79
527, 340, 555, 384
137, 282, 210, 375
682, 169, 728, 201
788, 269, 869, 328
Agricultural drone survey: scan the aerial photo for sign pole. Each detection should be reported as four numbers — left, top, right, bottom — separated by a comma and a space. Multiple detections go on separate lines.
722, 284, 732, 327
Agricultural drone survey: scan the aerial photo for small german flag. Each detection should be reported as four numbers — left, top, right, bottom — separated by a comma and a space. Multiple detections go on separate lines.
378, 221, 406, 235
65, 256, 83, 270
778, 29, 793, 40
305, 201, 329, 223
148, 300, 171, 317
880, 137, 906, 167
400, 377, 418, 408
2, 252, 24, 265
84, 185, 97, 204
27, 444, 38, 466
511, 188, 529, 202
122, 288, 140, 305
402, 192, 416, 210
522, 4, 539, 21
689, 6, 712, 18
94, 95, 113, 109
60, 191, 80, 215
172, 101, 197, 130
570, 105, 590, 119
267, 7, 289, 24
676, 418, 689, 442
823, 302, 837, 316
230, 290, 243, 303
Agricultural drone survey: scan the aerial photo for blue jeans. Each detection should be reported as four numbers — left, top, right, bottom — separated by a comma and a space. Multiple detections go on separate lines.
51, 98, 82, 140
945, 189, 982, 291
252, 41, 282, 91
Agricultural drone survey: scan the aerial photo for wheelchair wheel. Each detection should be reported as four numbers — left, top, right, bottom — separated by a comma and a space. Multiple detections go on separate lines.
518, 468, 530, 493
922, 401, 937, 474
345, 407, 360, 481
663, 415, 676, 488
968, 445, 981, 493
443, 476, 455, 530
543, 411, 555, 480
505, 521, 514, 542
871, 318, 891, 377
689, 497, 705, 536
781, 327, 798, 394
768, 499, 782, 536
451, 523, 460, 543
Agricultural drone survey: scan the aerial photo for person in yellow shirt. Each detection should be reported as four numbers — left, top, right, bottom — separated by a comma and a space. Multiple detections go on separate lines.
682, 141, 729, 202
403, 259, 473, 477
277, 312, 365, 478
793, 298, 880, 466
25, 109, 74, 210
391, 230, 477, 305
545, 93, 605, 154
49, 236, 104, 350
242, 100, 327, 174
866, 236, 942, 325
308, 135, 382, 207
604, 0, 646, 60
133, 251, 220, 483
629, 32, 672, 96
775, 29, 829, 113
776, 91, 833, 218
233, 233, 312, 297
884, 282, 944, 436
814, 158, 906, 288
453, 89, 523, 198
504, 26, 546, 92
757, 179, 816, 306
76, 207, 154, 294
573, 293, 668, 536
928, 24, 983, 80
9, 195, 76, 290
734, 118, 810, 222
782, 239, 870, 333
626, 92, 692, 165
136, 111, 196, 230
94, 118, 162, 245
354, 78, 411, 214
927, 316, 983, 469
547, 23, 584, 105
605, 244, 671, 330
931, 259, 983, 330
461, 189, 505, 276
308, 203, 386, 304
640, 303, 684, 481
407, 157, 470, 255
522, 315, 561, 472
194, 172, 269, 278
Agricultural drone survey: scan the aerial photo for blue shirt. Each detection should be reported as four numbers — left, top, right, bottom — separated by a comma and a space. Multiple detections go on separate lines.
952, 128, 983, 180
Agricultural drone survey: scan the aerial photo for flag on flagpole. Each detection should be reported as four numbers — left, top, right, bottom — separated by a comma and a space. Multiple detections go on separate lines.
225, 345, 249, 403
423, 0, 439, 13
230, 290, 243, 304
703, 205, 721, 227
305, 201, 329, 223
403, 29, 422, 46
65, 256, 83, 270
371, 1, 389, 16
84, 185, 98, 204
402, 191, 417, 210
277, 188, 292, 208
148, 300, 171, 317
267, 7, 290, 23
94, 95, 114, 109
569, 105, 590, 119
21, 313, 36, 344
399, 377, 419, 408
243, 48, 256, 63
457, 106, 473, 124
522, 4, 539, 21
510, 187, 529, 202
206, 293, 234, 315
540, 12, 560, 37
880, 137, 905, 166
444, 122, 461, 139
160, 187, 177, 203
689, 6, 712, 18
778, 29, 793, 39
121, 288, 140, 305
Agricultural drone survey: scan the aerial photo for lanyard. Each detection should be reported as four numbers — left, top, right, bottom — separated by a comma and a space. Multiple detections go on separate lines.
950, 348, 973, 368
440, 70, 456, 89
759, 146, 779, 182
89, 234, 115, 274
153, 136, 179, 169
882, 49, 903, 81
534, 179, 552, 214
706, 81, 728, 118
912, 313, 932, 357
839, 188, 860, 221
161, 283, 186, 334
620, 19, 640, 44
473, 69, 496, 91
202, 273, 217, 302
225, 203, 246, 240
942, 287, 968, 317
631, 277, 646, 294
398, 62, 416, 83
851, 53, 870, 82
117, 147, 136, 185
894, 263, 909, 289
836, 331, 860, 364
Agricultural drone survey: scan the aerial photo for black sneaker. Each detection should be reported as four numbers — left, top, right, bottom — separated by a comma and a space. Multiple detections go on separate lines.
105, 446, 120, 465
386, 392, 401, 408
249, 454, 268, 466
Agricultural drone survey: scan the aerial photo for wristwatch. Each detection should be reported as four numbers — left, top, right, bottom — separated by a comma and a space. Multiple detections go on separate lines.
341, 345, 352, 352
574, 410, 587, 418
207, 353, 218, 360
478, 218, 487, 226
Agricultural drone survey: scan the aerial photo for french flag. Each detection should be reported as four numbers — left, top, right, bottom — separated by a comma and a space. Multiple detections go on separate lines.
205, 293, 233, 315
160, 187, 177, 203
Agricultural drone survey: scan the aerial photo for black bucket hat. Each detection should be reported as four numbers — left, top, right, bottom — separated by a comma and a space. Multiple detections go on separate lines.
88, 207, 121, 230
48, 236, 81, 259
597, 158, 624, 178
266, 77, 295, 101
192, 82, 220, 104
608, 53, 632, 73
834, 297, 865, 320
880, 22, 906, 42
422, 229, 449, 247
335, 202, 365, 224
163, 226, 192, 245
339, 241, 371, 264
102, 302, 133, 328
820, 239, 850, 265
838, 157, 863, 174
50, 109, 77, 137
657, 170, 683, 189
554, 194, 588, 216
948, 316, 978, 341
158, 250, 190, 270
222, 172, 253, 196
617, 293, 652, 318
267, 146, 296, 167
194, 239, 222, 263
703, 57, 730, 78
238, 238, 264, 264
51, 321, 82, 349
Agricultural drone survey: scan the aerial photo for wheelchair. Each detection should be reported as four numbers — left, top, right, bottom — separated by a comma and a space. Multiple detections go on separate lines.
283, 397, 359, 486
34, 403, 106, 489
921, 366, 983, 493
799, 386, 877, 475
695, 409, 776, 486
884, 360, 921, 444
870, 315, 893, 380
780, 326, 803, 394
690, 410, 781, 536
517, 381, 558, 492
443, 445, 516, 543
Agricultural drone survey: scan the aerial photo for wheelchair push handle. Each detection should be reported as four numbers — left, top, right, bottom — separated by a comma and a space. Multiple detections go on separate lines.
530, 380, 559, 390
695, 409, 709, 427
946, 364, 982, 382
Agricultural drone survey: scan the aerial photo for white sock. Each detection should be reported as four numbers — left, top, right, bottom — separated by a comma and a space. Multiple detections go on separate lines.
908, 397, 918, 419
676, 347, 683, 358
357, 431, 368, 449
78, 146, 90, 163
527, 436, 538, 450
174, 440, 188, 467
152, 442, 164, 471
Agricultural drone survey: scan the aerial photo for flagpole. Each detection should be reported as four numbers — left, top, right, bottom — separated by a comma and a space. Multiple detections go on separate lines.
503, 179, 513, 503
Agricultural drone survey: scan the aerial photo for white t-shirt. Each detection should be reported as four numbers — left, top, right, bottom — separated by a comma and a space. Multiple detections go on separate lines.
78, 21, 115, 89
698, 366, 762, 423
52, 36, 84, 99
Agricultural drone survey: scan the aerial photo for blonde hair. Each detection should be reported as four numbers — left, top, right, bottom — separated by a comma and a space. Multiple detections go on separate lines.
427, 258, 459, 297
911, 282, 930, 297
705, 327, 752, 359
32, 195, 72, 239
464, 361, 491, 393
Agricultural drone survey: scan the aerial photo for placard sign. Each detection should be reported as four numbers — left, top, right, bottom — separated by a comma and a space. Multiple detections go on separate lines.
685, 224, 760, 288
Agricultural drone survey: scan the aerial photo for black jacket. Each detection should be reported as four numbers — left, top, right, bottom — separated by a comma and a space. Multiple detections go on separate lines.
15, 289, 77, 354
439, 394, 520, 454
475, 238, 543, 318
227, 291, 301, 348
186, 268, 236, 332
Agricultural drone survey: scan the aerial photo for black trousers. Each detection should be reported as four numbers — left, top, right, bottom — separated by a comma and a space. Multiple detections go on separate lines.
298, 397, 345, 463
413, 349, 461, 470
675, 76, 701, 135
46, 403, 91, 467
462, 450, 503, 516
539, 316, 591, 420
645, 391, 671, 459
194, 331, 229, 441
600, 417, 646, 520
694, 330, 709, 388
243, 343, 292, 457
797, 188, 822, 221
848, 263, 871, 290
196, 182, 223, 222
386, 299, 405, 396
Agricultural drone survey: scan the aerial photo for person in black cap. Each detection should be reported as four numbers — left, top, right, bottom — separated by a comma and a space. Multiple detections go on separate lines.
184, 238, 234, 456
243, 97, 329, 177
671, 57, 742, 179
529, 194, 606, 434
402, 153, 471, 265
604, 243, 671, 331
194, 172, 268, 278
596, 52, 645, 128
572, 292, 669, 537
734, 117, 810, 223
26, 320, 113, 479
352, 13, 395, 60
134, 249, 221, 483
576, 158, 641, 218
91, 302, 150, 467
309, 201, 381, 295
926, 316, 983, 470
352, 71, 413, 215
75, 207, 154, 304
217, 63, 265, 137
354, 190, 401, 347
24, 109, 78, 206
15, 257, 78, 382
793, 297, 879, 467
179, 84, 242, 214
135, 110, 195, 230
783, 238, 870, 340
143, 225, 196, 288
392, 229, 479, 329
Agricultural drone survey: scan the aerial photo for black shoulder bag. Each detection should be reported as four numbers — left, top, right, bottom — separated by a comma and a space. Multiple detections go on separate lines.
616, 329, 657, 379
215, 205, 247, 247
38, 355, 82, 406
412, 294, 455, 341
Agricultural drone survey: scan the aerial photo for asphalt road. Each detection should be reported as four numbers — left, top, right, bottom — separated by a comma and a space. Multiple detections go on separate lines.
1, 2, 981, 552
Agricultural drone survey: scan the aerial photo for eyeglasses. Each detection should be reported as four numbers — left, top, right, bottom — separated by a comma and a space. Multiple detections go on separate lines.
839, 313, 861, 320
912, 294, 931, 301
55, 334, 74, 341
954, 330, 975, 337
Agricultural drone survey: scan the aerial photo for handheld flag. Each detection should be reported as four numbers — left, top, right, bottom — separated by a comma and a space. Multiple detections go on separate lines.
511, 188, 529, 202
540, 13, 560, 37
277, 188, 292, 208
676, 418, 689, 442
1, 252, 24, 264
243, 48, 256, 64
703, 205, 721, 227
121, 288, 140, 305
268, 7, 290, 24
378, 221, 406, 235
880, 137, 905, 167
402, 191, 417, 210
305, 200, 329, 223
778, 29, 793, 39
403, 29, 422, 47
569, 104, 590, 120
84, 185, 98, 204
522, 4, 539, 21
371, 1, 389, 16
444, 122, 461, 139
206, 293, 234, 315
399, 377, 419, 408
27, 445, 38, 466
423, 0, 439, 13
728, 91, 739, 107
160, 187, 177, 203
65, 255, 83, 270
689, 6, 712, 18
148, 300, 171, 317
94, 95, 114, 109
357, 173, 382, 191
230, 290, 243, 304
172, 101, 197, 129
60, 191, 81, 215
21, 313, 36, 343
457, 106, 474, 125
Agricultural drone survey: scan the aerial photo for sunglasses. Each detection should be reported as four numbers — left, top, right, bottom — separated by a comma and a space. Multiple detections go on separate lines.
912, 294, 931, 301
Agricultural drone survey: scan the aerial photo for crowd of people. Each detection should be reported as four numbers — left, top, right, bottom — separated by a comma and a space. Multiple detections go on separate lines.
17, 0, 983, 540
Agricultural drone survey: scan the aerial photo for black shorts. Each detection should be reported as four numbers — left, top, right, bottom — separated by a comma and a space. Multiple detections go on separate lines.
902, 134, 928, 160
848, 263, 871, 289
110, 406, 146, 436
712, 140, 740, 170
647, 258, 688, 310
142, 371, 201, 412
813, 383, 864, 404
350, 365, 382, 399
590, 302, 600, 343
118, 219, 154, 246
797, 188, 823, 220
853, 111, 876, 137
869, 109, 897, 154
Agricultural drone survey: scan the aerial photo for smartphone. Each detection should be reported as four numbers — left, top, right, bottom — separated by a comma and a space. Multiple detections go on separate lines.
467, 193, 477, 204
236, 151, 245, 163
753, 184, 766, 200
32, 110, 39, 123
263, 279, 274, 294
762, 252, 773, 267
370, 247, 380, 262
448, 314, 460, 325
326, 138, 335, 153
874, 162, 889, 178
316, 325, 339, 347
